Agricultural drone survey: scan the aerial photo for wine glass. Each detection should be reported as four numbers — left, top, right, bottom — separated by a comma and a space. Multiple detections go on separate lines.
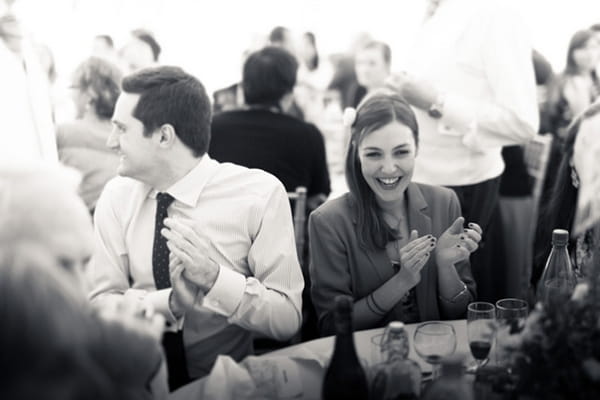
413, 322, 457, 379
467, 302, 496, 373
495, 298, 528, 368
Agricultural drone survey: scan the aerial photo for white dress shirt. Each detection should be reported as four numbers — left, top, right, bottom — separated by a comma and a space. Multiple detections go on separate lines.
406, 0, 539, 186
89, 155, 303, 376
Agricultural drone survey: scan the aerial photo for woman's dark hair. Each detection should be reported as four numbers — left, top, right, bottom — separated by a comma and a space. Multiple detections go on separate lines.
121, 66, 212, 157
72, 57, 122, 119
345, 89, 419, 250
303, 32, 319, 71
533, 101, 600, 284
565, 29, 594, 76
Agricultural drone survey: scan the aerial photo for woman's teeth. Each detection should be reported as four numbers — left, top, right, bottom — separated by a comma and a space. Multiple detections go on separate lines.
377, 177, 400, 186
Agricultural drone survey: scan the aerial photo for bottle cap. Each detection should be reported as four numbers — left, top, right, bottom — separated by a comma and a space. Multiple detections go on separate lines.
552, 229, 569, 246
388, 321, 405, 331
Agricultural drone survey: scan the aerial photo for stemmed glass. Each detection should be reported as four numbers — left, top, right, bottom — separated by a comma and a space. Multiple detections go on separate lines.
495, 298, 528, 368
467, 302, 496, 373
413, 322, 457, 379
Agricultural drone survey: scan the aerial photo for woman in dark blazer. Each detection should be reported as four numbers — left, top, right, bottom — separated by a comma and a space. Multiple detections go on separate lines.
309, 90, 481, 336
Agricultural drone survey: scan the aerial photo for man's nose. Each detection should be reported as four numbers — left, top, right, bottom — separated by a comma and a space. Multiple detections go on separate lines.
106, 130, 118, 149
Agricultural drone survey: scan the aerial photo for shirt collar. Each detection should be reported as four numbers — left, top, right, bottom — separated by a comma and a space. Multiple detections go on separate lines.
149, 155, 220, 207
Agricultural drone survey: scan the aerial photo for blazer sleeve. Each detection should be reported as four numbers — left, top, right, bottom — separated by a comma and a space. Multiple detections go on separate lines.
438, 190, 477, 319
309, 208, 353, 336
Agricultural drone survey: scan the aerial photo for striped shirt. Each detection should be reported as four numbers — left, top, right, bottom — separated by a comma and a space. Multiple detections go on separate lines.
89, 155, 303, 377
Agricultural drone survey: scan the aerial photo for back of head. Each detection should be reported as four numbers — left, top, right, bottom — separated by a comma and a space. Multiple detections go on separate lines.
72, 56, 122, 119
0, 162, 93, 287
121, 66, 212, 157
0, 247, 114, 400
345, 89, 418, 249
269, 26, 289, 46
358, 40, 392, 66
242, 46, 298, 107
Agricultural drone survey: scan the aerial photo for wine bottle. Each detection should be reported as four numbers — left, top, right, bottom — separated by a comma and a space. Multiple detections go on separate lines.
536, 229, 577, 307
321, 295, 369, 400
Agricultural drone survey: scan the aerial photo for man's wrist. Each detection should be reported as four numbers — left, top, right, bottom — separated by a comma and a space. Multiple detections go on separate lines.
197, 260, 220, 293
168, 290, 184, 319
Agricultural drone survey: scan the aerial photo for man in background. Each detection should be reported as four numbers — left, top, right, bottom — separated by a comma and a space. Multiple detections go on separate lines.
389, 0, 539, 301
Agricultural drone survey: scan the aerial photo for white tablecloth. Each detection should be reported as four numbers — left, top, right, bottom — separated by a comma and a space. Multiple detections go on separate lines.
170, 320, 470, 400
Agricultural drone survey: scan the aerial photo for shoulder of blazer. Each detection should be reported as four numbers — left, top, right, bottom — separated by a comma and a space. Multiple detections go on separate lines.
310, 193, 355, 225
413, 182, 457, 205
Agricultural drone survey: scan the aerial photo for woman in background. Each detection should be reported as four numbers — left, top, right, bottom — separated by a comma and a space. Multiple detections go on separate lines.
57, 56, 121, 213
549, 29, 600, 139
309, 90, 481, 336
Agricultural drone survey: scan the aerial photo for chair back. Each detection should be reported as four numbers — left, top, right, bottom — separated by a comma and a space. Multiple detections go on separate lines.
288, 186, 307, 266
524, 133, 553, 221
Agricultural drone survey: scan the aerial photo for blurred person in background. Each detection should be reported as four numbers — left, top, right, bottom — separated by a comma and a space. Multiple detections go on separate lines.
92, 34, 117, 62
548, 29, 600, 140
352, 40, 392, 107
389, 0, 539, 302
120, 28, 161, 73
0, 12, 57, 162
0, 162, 169, 399
57, 57, 122, 213
533, 101, 600, 289
210, 46, 331, 340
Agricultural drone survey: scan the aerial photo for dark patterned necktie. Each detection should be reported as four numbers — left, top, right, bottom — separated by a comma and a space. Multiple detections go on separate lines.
152, 192, 191, 390
153, 192, 175, 289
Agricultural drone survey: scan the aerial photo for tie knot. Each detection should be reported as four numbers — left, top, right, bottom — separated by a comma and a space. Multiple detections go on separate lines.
156, 192, 175, 209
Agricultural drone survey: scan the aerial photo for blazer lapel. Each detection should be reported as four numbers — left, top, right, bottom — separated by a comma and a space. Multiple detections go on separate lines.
406, 183, 436, 320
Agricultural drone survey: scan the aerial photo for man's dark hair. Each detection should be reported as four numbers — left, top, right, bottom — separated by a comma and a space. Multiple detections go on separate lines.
268, 26, 289, 45
242, 46, 298, 107
131, 29, 161, 61
121, 66, 212, 157
94, 34, 114, 48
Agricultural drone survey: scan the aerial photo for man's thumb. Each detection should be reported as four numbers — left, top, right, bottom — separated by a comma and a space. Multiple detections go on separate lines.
449, 217, 465, 234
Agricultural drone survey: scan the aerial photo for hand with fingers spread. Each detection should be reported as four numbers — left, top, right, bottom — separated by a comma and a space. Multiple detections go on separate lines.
394, 230, 437, 289
435, 217, 483, 268
161, 217, 219, 294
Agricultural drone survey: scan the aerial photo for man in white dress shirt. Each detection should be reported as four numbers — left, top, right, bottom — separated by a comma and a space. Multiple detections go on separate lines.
389, 0, 539, 301
89, 66, 304, 390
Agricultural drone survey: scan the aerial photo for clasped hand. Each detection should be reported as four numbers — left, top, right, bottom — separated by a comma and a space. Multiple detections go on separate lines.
393, 230, 437, 288
385, 73, 438, 111
160, 218, 220, 315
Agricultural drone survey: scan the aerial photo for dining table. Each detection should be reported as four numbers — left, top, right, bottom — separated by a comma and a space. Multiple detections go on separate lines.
170, 319, 473, 400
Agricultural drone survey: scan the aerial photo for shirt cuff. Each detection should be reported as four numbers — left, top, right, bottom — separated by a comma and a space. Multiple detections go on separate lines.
203, 265, 246, 317
145, 288, 178, 326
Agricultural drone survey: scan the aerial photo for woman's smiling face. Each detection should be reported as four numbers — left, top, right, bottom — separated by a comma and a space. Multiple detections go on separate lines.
358, 121, 417, 206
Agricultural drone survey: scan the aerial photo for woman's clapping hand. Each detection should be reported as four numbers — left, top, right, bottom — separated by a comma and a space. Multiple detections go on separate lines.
395, 230, 437, 288
435, 217, 482, 267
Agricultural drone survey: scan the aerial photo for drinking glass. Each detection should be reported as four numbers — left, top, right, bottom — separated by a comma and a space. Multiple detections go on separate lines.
413, 322, 457, 379
467, 302, 496, 373
495, 298, 528, 368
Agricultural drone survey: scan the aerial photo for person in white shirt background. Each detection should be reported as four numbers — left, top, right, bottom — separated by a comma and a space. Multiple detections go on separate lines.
89, 65, 303, 390
388, 0, 539, 302
0, 12, 57, 163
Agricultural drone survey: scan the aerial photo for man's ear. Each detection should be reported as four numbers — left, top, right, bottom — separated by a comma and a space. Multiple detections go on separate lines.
157, 124, 176, 148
